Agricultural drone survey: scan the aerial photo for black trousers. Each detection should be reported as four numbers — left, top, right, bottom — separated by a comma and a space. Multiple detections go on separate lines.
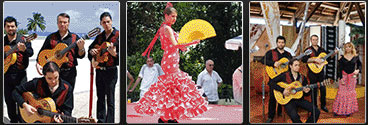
310, 78, 326, 108
268, 86, 282, 119
5, 71, 27, 123
96, 67, 118, 123
60, 67, 77, 91
284, 99, 320, 123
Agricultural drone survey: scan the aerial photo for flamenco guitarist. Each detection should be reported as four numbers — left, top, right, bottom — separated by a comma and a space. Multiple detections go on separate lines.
261, 35, 292, 123
36, 13, 85, 93
270, 59, 320, 123
88, 12, 119, 123
4, 16, 34, 123
12, 62, 73, 123
301, 35, 338, 113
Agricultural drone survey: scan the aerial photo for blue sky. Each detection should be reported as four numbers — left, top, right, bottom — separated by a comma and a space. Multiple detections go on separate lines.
4, 1, 120, 35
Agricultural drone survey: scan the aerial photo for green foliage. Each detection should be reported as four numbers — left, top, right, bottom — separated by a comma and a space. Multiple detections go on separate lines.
17, 29, 29, 35
27, 12, 46, 32
127, 2, 242, 99
347, 23, 365, 45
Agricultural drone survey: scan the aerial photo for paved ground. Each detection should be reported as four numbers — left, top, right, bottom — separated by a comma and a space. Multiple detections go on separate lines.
126, 99, 243, 123
3, 38, 120, 123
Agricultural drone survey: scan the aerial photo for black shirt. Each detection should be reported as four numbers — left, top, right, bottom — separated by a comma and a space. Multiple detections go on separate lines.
12, 77, 73, 116
37, 30, 85, 68
270, 70, 310, 96
261, 48, 292, 67
88, 27, 119, 67
4, 33, 34, 73
337, 55, 362, 79
302, 46, 328, 82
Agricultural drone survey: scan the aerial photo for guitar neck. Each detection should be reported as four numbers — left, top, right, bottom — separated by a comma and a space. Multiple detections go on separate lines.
294, 82, 327, 92
5, 34, 36, 58
100, 42, 119, 55
281, 54, 305, 66
59, 35, 89, 55
322, 50, 335, 60
38, 109, 77, 123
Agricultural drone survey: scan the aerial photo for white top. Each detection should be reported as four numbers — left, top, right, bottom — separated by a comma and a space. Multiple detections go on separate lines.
197, 69, 223, 102
138, 63, 164, 91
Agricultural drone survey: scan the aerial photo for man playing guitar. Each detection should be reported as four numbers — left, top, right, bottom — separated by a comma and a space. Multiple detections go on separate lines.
12, 61, 73, 123
261, 35, 292, 123
87, 12, 119, 123
270, 59, 320, 123
4, 16, 34, 123
36, 13, 85, 92
301, 34, 338, 113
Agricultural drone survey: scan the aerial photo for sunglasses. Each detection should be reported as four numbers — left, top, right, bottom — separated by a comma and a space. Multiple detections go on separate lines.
209, 64, 214, 66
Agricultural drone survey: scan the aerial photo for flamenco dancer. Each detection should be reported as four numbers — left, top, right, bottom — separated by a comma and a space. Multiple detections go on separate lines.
134, 2, 208, 123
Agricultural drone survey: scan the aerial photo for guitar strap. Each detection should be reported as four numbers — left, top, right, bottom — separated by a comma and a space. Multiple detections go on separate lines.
271, 49, 279, 62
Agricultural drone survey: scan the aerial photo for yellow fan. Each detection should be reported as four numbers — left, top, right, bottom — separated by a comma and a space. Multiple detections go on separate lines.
177, 19, 216, 45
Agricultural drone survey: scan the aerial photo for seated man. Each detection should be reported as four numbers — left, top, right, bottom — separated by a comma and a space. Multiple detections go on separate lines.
12, 61, 73, 123
270, 59, 320, 123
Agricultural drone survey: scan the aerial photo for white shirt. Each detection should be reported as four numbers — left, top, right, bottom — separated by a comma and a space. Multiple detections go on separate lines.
197, 69, 223, 102
138, 63, 164, 91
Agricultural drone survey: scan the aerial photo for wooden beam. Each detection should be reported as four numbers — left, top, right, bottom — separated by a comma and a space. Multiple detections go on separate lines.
306, 2, 322, 22
354, 2, 365, 26
290, 3, 306, 25
343, 3, 354, 22
296, 2, 321, 30
334, 2, 347, 25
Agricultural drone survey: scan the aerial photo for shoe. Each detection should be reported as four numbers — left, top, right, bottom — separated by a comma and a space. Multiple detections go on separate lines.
266, 118, 273, 123
168, 119, 179, 123
158, 118, 167, 123
321, 107, 329, 113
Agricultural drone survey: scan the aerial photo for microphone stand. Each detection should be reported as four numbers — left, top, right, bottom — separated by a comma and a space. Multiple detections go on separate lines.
311, 87, 316, 123
262, 44, 268, 122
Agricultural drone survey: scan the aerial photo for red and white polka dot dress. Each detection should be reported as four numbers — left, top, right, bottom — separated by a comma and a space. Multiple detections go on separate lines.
332, 71, 359, 115
134, 23, 208, 121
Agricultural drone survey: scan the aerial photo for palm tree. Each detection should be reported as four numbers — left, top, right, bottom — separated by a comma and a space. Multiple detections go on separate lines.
27, 12, 46, 32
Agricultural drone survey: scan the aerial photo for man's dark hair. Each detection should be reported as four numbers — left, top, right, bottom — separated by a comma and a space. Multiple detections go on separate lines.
100, 12, 112, 21
42, 61, 60, 75
276, 35, 286, 43
311, 34, 319, 39
4, 16, 17, 27
289, 58, 299, 67
57, 13, 70, 22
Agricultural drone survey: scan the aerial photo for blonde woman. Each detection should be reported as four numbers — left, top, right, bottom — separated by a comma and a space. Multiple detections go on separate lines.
333, 42, 362, 116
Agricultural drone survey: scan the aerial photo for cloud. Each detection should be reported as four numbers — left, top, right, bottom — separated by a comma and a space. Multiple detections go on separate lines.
65, 10, 81, 22
95, 8, 114, 19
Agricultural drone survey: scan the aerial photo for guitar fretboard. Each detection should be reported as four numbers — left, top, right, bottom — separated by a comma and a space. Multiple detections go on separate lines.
38, 108, 76, 123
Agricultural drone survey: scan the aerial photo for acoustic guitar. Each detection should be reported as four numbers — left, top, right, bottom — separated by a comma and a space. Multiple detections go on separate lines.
19, 92, 96, 123
91, 42, 118, 69
265, 49, 312, 79
4, 33, 37, 74
307, 47, 341, 73
274, 78, 331, 105
37, 27, 101, 69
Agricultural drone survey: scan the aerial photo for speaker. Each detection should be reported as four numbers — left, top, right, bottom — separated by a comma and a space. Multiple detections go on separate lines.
322, 26, 338, 80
